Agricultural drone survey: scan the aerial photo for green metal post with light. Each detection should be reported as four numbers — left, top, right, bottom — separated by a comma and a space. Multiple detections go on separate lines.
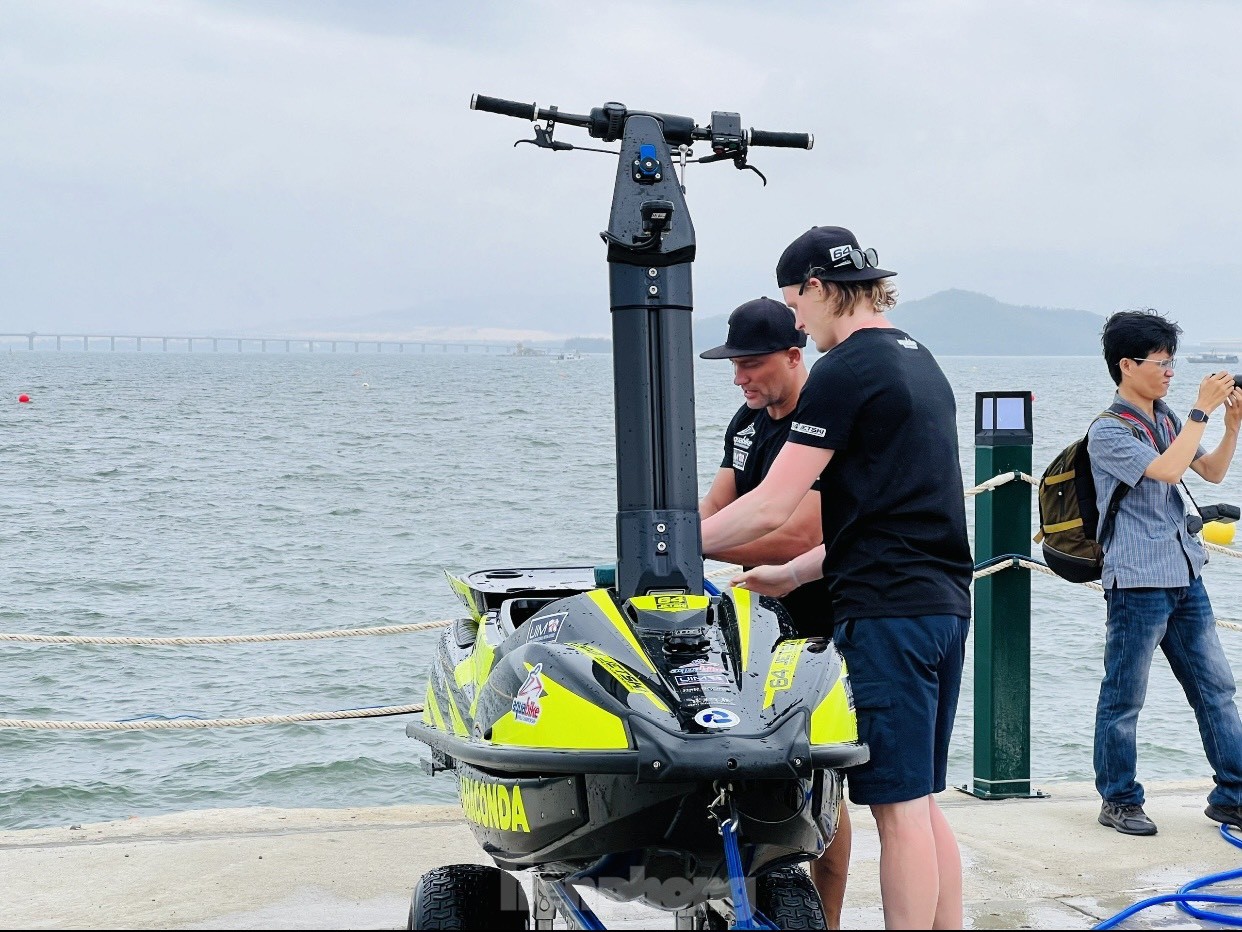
963, 391, 1045, 799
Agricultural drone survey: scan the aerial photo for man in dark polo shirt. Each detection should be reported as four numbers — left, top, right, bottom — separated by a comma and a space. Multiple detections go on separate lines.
698, 296, 850, 928
701, 227, 973, 930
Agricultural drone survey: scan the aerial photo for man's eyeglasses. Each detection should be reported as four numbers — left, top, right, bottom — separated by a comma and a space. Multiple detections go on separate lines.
798, 248, 881, 294
1132, 357, 1177, 371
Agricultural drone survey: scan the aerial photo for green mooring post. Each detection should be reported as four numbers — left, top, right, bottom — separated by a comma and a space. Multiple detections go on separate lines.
963, 391, 1046, 799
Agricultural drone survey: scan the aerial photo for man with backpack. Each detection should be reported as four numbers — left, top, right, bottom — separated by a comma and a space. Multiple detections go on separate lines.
1089, 309, 1242, 836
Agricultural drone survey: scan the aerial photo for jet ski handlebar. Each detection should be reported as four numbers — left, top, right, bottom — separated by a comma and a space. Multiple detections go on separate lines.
470, 93, 813, 150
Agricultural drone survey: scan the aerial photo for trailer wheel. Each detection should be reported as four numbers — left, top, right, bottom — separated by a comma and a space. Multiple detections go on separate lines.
755, 866, 826, 930
407, 863, 529, 930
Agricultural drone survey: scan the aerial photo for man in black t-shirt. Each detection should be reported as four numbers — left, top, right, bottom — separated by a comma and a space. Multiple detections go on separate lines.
698, 296, 849, 927
699, 297, 835, 635
701, 227, 973, 930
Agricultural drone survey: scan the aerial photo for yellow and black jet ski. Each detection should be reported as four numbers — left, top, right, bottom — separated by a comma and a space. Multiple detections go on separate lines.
404, 94, 866, 931
408, 565, 865, 926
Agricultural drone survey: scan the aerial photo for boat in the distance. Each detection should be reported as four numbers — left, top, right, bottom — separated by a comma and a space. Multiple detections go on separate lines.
1187, 351, 1240, 364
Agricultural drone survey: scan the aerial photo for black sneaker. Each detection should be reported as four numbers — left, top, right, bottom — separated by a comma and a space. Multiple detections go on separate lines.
1098, 802, 1158, 836
1205, 803, 1242, 829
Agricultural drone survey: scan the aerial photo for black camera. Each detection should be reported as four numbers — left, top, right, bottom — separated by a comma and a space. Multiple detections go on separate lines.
1235, 373, 1242, 388
1188, 502, 1241, 535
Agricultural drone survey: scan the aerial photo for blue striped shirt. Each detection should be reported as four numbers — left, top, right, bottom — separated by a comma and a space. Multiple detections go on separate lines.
1086, 394, 1206, 589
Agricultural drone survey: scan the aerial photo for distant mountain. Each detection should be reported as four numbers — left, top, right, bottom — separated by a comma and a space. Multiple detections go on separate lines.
889, 289, 1105, 355
691, 289, 1106, 356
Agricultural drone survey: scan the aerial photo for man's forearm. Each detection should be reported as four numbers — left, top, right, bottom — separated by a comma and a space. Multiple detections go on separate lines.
701, 491, 784, 554
1149, 421, 1208, 482
1198, 426, 1240, 483
706, 523, 819, 566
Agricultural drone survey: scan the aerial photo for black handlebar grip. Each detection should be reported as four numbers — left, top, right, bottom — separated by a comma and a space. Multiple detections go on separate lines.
471, 94, 539, 121
748, 129, 814, 149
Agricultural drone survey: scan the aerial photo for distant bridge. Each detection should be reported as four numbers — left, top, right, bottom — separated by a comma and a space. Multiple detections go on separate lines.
0, 332, 520, 354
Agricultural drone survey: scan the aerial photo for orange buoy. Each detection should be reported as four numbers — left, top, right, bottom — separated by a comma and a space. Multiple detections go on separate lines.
18, 394, 30, 403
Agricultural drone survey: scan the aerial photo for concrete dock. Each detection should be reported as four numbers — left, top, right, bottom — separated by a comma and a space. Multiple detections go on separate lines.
2, 780, 1239, 929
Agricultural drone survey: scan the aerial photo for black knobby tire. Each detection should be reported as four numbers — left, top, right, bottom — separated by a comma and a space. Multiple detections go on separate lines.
755, 866, 826, 930
407, 863, 530, 930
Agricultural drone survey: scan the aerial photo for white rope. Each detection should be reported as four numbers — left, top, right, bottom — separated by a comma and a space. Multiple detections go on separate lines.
0, 704, 424, 731
980, 555, 1242, 631
5, 556, 1239, 730
4, 541, 1235, 646
0, 618, 452, 646
964, 471, 1037, 496
1207, 541, 1242, 560
997, 556, 1105, 591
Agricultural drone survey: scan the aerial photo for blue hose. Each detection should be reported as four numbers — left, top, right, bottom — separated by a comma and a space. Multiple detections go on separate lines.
1094, 824, 1242, 929
720, 817, 777, 931
704, 578, 721, 596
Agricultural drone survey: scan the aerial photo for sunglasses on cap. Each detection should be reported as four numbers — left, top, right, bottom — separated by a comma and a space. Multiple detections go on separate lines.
798, 247, 882, 295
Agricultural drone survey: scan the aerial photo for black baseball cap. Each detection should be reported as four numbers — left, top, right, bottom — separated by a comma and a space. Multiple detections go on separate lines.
699, 297, 807, 359
775, 225, 895, 287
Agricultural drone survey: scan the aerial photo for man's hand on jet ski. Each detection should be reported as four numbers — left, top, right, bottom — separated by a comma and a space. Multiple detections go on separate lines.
731, 563, 796, 597
730, 544, 826, 597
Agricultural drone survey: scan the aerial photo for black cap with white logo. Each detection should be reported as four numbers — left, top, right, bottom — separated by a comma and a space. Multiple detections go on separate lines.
699, 297, 807, 360
775, 225, 895, 288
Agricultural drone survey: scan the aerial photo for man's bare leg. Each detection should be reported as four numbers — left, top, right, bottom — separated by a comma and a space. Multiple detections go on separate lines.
809, 802, 851, 929
928, 796, 962, 929
870, 796, 940, 929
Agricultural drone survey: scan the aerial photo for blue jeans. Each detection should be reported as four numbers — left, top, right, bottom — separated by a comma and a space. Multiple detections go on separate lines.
1095, 576, 1242, 807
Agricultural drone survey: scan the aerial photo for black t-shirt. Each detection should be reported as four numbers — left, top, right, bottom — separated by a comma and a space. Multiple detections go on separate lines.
721, 405, 834, 637
786, 327, 973, 622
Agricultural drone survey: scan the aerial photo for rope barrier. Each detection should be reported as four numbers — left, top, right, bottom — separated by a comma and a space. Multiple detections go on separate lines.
0, 618, 452, 646
963, 470, 1037, 496
4, 554, 1239, 730
973, 553, 1242, 632
5, 554, 1234, 645
0, 704, 423, 731
1208, 541, 1242, 560
2, 464, 1234, 731
2, 471, 1231, 645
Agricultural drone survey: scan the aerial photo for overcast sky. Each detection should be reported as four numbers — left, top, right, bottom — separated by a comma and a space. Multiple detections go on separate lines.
3, 0, 1240, 342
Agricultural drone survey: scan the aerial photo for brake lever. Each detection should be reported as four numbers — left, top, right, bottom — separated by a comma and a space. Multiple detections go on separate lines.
694, 152, 767, 185
736, 160, 767, 186
514, 125, 573, 151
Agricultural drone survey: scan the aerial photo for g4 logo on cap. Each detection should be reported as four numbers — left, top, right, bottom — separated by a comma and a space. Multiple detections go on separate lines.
694, 707, 739, 729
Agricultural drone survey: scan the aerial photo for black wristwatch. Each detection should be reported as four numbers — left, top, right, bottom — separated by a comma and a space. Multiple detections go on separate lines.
1188, 408, 1209, 423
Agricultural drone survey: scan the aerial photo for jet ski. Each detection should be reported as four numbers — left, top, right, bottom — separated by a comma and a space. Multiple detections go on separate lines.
405, 95, 867, 931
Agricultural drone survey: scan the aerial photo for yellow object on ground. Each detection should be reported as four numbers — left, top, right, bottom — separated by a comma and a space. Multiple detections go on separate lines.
1204, 521, 1236, 546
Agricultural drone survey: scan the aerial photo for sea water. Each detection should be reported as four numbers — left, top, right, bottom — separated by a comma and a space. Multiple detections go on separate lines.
1, 350, 1239, 830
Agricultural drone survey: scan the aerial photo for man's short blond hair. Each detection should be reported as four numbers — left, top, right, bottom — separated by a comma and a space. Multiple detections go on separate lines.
818, 278, 899, 317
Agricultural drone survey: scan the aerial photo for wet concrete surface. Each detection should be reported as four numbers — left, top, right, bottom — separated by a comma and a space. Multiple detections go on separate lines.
2, 781, 1239, 929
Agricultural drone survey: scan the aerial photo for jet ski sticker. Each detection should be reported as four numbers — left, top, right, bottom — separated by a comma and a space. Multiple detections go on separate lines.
694, 707, 739, 729
513, 664, 546, 725
526, 611, 567, 643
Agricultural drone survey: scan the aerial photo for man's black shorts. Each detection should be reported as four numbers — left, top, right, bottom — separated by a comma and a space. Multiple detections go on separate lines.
831, 614, 970, 805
